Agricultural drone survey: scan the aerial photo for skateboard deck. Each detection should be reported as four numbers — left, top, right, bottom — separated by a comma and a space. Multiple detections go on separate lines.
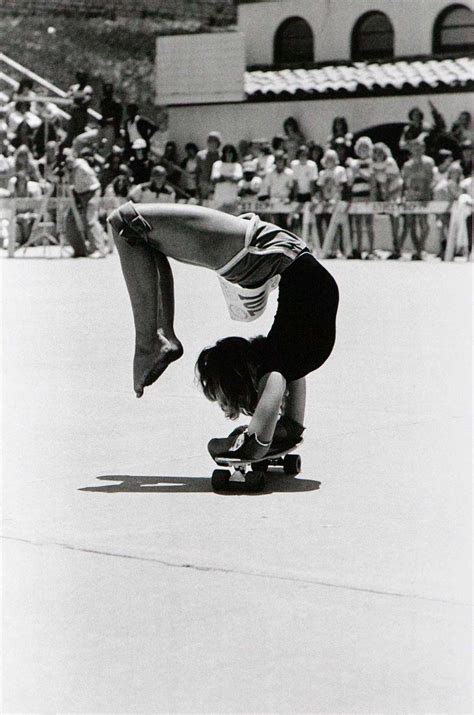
211, 439, 303, 493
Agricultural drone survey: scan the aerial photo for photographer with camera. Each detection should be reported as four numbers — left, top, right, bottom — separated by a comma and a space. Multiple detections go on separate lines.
64, 147, 107, 258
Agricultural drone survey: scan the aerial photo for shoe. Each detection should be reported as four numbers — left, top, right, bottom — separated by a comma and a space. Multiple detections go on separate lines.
411, 254, 422, 261
347, 249, 362, 260
88, 249, 106, 259
387, 252, 401, 260
364, 252, 377, 260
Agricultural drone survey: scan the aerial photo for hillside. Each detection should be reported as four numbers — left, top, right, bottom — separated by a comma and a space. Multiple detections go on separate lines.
0, 11, 236, 115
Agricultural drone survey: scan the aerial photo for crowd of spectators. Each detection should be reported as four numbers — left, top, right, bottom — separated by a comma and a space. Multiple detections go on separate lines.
0, 72, 472, 259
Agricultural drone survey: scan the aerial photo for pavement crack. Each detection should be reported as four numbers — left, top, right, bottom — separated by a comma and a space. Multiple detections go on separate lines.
0, 535, 470, 606
1, 534, 469, 607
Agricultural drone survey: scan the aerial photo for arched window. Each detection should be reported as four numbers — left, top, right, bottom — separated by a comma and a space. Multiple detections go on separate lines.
433, 4, 474, 55
274, 16, 314, 66
351, 11, 394, 61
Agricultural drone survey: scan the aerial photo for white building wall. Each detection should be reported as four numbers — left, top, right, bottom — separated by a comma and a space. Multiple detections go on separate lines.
238, 0, 472, 66
166, 92, 470, 149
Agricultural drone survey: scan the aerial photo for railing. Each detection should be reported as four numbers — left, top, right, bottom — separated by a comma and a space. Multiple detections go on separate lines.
0, 195, 471, 262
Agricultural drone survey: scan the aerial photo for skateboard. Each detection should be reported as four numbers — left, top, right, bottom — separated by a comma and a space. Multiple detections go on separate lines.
211, 440, 303, 493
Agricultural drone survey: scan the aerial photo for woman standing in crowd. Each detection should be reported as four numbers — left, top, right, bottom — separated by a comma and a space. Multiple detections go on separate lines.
283, 117, 305, 162
327, 116, 353, 153
433, 161, 464, 259
211, 143, 243, 209
180, 142, 199, 198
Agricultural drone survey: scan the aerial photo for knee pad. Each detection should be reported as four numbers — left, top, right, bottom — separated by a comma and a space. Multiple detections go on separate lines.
108, 201, 152, 247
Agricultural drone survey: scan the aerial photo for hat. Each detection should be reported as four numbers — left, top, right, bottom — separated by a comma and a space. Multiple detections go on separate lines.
132, 138, 147, 150
151, 165, 167, 177
207, 131, 222, 145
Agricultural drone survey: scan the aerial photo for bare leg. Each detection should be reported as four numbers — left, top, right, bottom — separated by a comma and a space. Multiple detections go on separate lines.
366, 215, 375, 254
113, 228, 183, 397
354, 215, 363, 253
283, 378, 306, 425
389, 215, 400, 255
410, 215, 421, 257
398, 215, 409, 253
418, 215, 429, 255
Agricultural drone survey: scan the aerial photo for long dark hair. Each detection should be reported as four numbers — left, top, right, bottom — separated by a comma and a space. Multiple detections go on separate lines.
195, 336, 266, 419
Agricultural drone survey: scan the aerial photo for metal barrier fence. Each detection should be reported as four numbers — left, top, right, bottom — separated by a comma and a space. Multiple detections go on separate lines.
1, 195, 471, 261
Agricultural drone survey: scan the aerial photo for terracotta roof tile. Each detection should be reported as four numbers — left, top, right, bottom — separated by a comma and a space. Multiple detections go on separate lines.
245, 57, 474, 99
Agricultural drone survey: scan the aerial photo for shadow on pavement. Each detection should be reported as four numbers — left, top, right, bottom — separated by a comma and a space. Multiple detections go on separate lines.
80, 474, 321, 494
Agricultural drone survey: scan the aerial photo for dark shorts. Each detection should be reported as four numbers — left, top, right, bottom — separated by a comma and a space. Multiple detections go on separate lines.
296, 192, 312, 203
259, 252, 339, 381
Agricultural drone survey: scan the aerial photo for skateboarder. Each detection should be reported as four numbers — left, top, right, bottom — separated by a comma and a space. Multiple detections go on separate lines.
108, 203, 339, 461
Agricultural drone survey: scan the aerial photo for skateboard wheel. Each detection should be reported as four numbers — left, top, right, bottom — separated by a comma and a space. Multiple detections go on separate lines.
211, 468, 231, 491
245, 470, 266, 492
283, 454, 301, 475
252, 459, 269, 472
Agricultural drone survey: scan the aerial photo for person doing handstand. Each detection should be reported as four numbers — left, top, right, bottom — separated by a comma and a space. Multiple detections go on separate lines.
108, 203, 339, 461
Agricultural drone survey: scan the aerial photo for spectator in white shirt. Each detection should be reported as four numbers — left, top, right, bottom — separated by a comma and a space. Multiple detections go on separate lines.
290, 144, 318, 232
291, 144, 318, 201
211, 143, 243, 209
128, 165, 176, 204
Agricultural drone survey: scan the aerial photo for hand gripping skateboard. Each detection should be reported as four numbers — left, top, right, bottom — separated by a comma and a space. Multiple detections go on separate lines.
211, 439, 303, 493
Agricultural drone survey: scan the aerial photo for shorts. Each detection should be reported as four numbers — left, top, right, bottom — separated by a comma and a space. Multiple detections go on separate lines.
258, 252, 339, 381
296, 192, 312, 203
218, 213, 307, 289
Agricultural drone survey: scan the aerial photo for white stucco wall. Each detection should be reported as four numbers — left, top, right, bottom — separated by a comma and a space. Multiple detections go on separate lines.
238, 0, 473, 66
166, 92, 470, 149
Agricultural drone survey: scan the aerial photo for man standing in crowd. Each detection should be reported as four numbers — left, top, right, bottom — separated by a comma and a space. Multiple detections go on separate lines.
63, 70, 93, 147
128, 165, 176, 204
196, 131, 221, 201
258, 149, 295, 228
64, 148, 107, 258
400, 137, 435, 260
99, 84, 122, 157
123, 104, 157, 159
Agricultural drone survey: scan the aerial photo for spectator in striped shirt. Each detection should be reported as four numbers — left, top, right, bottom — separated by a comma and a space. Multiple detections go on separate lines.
346, 136, 375, 259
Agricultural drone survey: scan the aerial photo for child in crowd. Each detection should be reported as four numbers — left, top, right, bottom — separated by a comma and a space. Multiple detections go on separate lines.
346, 136, 375, 259
317, 149, 348, 258
290, 144, 318, 232
371, 142, 403, 259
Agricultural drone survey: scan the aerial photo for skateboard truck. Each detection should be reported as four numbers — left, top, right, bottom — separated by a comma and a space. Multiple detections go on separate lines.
211, 441, 303, 493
